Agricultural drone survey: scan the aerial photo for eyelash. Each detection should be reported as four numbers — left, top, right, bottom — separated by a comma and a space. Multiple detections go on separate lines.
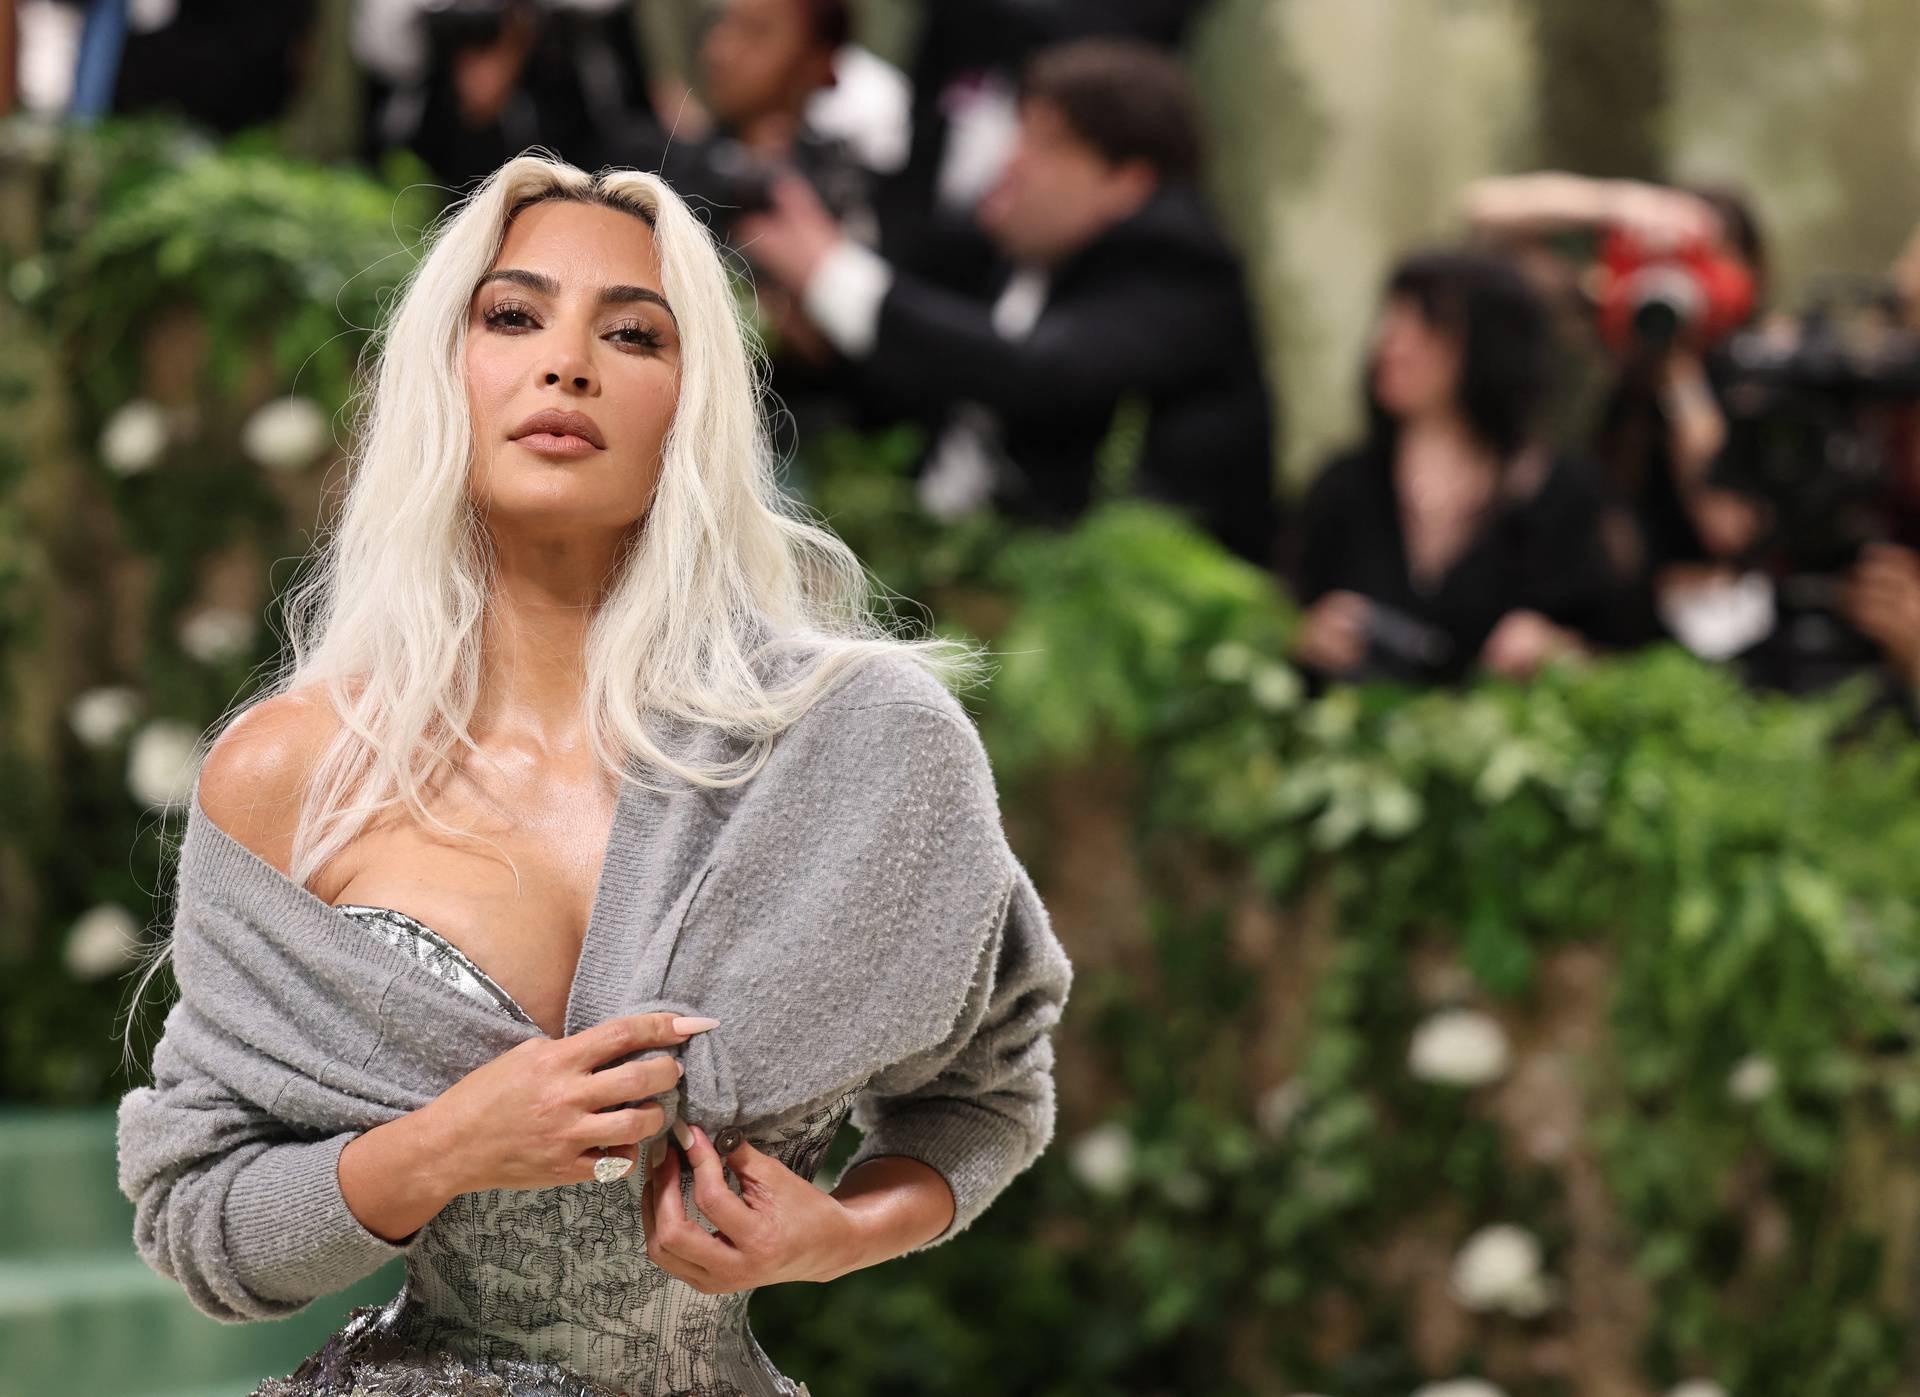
481, 301, 665, 351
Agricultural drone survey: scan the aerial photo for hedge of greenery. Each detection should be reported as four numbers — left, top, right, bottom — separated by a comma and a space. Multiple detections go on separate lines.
6, 119, 1920, 1396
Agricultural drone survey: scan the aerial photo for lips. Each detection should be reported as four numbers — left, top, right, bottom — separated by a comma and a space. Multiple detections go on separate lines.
510, 408, 605, 449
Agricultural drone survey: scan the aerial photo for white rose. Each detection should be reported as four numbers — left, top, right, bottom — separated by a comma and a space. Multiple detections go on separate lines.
127, 718, 203, 808
1727, 1055, 1777, 1103
64, 903, 143, 980
178, 607, 257, 663
1068, 1121, 1134, 1197
1205, 640, 1256, 682
241, 395, 331, 473
1413, 1382, 1508, 1397
1409, 1009, 1511, 1088
1450, 1223, 1546, 1316
99, 400, 170, 476
1668, 1382, 1729, 1397
68, 684, 143, 748
1249, 662, 1304, 712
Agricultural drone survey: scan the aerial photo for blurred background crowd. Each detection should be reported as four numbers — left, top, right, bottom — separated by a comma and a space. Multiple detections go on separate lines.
17, 0, 1920, 706
9, 3, 1920, 1396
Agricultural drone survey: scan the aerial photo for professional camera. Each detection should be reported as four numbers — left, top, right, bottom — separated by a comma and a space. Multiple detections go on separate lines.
1353, 603, 1456, 684
1711, 278, 1920, 690
1595, 225, 1757, 354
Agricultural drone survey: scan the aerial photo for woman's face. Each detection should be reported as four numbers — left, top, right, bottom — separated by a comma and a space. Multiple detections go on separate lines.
1371, 294, 1461, 422
465, 199, 682, 539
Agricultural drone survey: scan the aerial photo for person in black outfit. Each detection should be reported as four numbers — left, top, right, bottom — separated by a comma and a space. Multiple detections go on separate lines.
1293, 248, 1640, 686
735, 37, 1282, 571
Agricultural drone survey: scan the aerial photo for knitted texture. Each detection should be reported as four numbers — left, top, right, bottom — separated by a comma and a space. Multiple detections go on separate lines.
116, 650, 1073, 1323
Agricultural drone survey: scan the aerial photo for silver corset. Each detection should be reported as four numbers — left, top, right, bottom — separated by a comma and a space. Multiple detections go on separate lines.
250, 904, 861, 1397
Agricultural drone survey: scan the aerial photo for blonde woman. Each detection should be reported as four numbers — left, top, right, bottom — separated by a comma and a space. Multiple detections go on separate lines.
115, 150, 1072, 1397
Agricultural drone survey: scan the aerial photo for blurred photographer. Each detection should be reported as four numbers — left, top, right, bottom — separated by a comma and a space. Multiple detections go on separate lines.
1293, 248, 1641, 687
1463, 172, 1769, 648
352, 0, 655, 190
735, 37, 1281, 569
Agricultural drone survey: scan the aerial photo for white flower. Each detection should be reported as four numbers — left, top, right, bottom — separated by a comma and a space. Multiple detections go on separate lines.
1409, 1009, 1511, 1088
99, 400, 169, 476
1450, 1223, 1550, 1317
177, 607, 257, 663
1249, 662, 1303, 712
64, 903, 143, 980
1205, 640, 1256, 682
1413, 1382, 1508, 1397
1256, 1079, 1308, 1140
1067, 1121, 1134, 1197
68, 684, 143, 748
241, 395, 331, 473
1728, 1054, 1777, 1103
1668, 1382, 1729, 1397
126, 718, 203, 808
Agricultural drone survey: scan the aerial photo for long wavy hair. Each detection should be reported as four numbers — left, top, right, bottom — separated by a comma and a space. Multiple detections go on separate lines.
120, 150, 986, 1057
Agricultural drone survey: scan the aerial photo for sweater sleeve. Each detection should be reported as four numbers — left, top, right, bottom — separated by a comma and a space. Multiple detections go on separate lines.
831, 809, 1072, 1254
115, 1005, 414, 1324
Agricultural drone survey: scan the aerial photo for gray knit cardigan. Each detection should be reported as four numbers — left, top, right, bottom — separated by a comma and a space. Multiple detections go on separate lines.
115, 650, 1073, 1324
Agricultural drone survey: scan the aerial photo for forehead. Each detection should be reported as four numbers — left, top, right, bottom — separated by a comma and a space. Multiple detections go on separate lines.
489, 200, 662, 289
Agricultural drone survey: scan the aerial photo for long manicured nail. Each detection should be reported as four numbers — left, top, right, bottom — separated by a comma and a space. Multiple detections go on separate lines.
671, 1117, 695, 1150
647, 1136, 667, 1168
671, 1016, 720, 1034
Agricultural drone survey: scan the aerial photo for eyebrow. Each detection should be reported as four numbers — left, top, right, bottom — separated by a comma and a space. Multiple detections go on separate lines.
476, 268, 676, 323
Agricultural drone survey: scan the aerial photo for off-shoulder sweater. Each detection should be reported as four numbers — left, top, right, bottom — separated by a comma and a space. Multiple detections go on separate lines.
115, 647, 1073, 1324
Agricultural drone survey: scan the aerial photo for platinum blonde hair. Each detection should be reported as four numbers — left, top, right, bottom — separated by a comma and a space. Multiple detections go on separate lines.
120, 151, 987, 1060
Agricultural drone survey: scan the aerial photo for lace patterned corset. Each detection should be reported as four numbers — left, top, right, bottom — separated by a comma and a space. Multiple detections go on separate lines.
256, 904, 863, 1397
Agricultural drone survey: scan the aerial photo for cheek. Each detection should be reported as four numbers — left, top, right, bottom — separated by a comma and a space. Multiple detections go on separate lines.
465, 339, 519, 422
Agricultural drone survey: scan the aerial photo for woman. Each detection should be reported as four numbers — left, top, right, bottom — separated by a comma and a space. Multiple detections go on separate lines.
114, 153, 1072, 1396
1293, 247, 1640, 685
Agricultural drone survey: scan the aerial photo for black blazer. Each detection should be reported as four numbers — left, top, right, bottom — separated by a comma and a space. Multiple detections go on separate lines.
851, 183, 1283, 570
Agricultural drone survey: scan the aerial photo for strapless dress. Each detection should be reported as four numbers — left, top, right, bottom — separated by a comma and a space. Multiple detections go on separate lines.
249, 903, 863, 1397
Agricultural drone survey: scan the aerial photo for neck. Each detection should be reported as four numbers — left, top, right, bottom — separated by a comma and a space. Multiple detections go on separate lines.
1397, 409, 1491, 467
469, 531, 625, 754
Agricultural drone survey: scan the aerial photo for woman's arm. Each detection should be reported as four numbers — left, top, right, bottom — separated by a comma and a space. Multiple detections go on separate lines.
828, 857, 1071, 1256
116, 1019, 423, 1323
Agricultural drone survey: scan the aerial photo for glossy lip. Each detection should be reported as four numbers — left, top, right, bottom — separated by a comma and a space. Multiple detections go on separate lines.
514, 432, 601, 460
510, 407, 605, 450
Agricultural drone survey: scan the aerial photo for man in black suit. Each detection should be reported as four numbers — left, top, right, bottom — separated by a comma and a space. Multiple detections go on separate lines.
737, 36, 1282, 571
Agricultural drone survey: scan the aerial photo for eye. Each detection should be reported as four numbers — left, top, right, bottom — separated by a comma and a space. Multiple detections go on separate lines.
482, 301, 536, 331
611, 320, 666, 352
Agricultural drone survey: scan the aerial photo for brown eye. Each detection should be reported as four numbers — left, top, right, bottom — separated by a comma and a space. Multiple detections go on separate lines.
482, 302, 536, 330
611, 322, 665, 351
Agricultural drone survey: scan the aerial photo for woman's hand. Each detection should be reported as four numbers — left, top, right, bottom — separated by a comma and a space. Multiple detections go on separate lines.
641, 1123, 865, 1293
425, 1012, 711, 1195
1480, 608, 1588, 678
1294, 590, 1373, 675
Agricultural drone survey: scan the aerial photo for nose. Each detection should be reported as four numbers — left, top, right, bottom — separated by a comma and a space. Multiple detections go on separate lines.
542, 326, 596, 393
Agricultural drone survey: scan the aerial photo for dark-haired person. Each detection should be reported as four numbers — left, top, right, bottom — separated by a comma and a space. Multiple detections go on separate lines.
1462, 172, 1773, 644
1293, 248, 1641, 686
736, 36, 1283, 571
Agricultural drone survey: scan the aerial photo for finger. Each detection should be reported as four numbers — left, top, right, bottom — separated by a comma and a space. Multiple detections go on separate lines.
680, 1124, 761, 1240
584, 1051, 684, 1109
574, 1102, 666, 1150
565, 1013, 713, 1069
650, 1140, 742, 1273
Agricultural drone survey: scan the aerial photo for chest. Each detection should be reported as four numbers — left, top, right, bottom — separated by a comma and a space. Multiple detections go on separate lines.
310, 776, 620, 1040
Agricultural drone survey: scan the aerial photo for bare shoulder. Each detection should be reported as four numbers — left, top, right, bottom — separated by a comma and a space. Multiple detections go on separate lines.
195, 686, 342, 873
